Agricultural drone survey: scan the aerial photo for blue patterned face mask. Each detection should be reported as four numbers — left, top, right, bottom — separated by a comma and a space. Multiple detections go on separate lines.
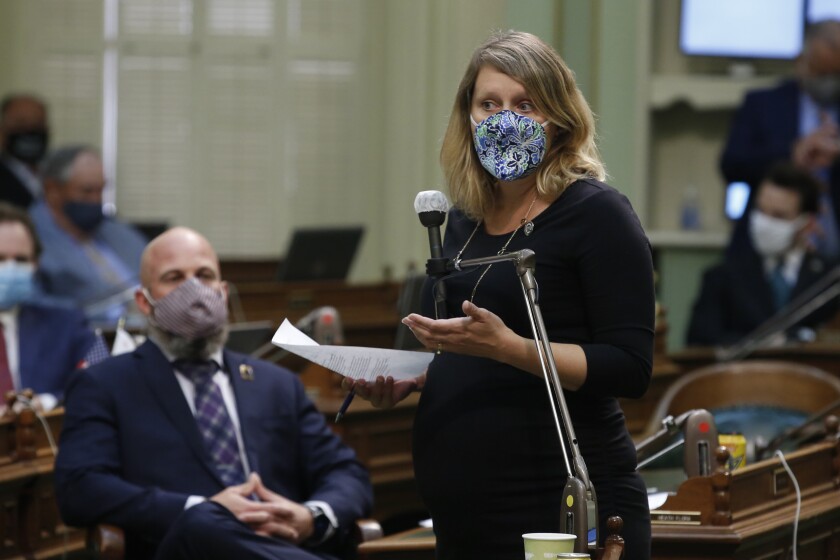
471, 110, 548, 181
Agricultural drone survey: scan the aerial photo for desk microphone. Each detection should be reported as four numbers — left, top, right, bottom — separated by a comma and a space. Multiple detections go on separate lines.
414, 191, 450, 319
296, 306, 344, 345
635, 409, 719, 477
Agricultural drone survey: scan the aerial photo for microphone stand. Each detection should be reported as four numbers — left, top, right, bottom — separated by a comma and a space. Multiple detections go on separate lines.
755, 398, 840, 460
716, 266, 840, 362
452, 248, 597, 552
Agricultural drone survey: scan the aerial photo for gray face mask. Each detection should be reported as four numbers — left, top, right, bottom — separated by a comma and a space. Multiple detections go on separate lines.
803, 75, 840, 107
143, 277, 228, 340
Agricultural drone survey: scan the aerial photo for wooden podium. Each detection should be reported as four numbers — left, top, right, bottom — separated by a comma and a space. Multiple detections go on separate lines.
650, 420, 840, 559
0, 399, 85, 560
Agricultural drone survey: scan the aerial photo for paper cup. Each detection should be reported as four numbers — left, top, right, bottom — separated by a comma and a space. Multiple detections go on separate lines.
522, 532, 576, 559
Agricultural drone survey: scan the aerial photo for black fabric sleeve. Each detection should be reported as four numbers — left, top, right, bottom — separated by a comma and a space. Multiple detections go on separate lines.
574, 190, 655, 399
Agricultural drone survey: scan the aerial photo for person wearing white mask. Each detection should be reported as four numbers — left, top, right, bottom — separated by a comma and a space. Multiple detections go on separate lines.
0, 202, 97, 415
687, 162, 838, 347
721, 20, 840, 260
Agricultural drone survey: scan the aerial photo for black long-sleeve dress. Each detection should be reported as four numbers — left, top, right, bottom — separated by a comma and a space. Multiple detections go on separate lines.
413, 178, 654, 559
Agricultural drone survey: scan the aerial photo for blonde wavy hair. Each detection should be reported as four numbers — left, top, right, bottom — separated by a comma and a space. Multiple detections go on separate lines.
440, 30, 605, 220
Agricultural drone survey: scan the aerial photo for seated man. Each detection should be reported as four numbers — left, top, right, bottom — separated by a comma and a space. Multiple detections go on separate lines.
0, 94, 49, 208
687, 162, 838, 347
55, 227, 373, 560
720, 20, 840, 258
0, 202, 98, 413
30, 145, 147, 327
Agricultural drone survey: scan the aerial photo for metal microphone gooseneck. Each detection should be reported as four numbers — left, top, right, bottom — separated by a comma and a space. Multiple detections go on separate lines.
452, 248, 598, 553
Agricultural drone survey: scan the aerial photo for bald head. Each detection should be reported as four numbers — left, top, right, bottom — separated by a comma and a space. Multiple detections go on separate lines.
137, 227, 229, 357
136, 227, 225, 316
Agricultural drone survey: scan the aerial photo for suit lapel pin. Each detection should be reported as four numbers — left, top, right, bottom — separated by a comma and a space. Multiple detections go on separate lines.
239, 364, 254, 381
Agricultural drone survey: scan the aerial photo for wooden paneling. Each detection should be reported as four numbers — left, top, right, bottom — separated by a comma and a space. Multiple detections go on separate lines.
231, 281, 402, 349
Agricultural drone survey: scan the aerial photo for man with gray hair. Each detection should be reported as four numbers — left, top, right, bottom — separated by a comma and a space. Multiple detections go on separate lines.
29, 145, 147, 327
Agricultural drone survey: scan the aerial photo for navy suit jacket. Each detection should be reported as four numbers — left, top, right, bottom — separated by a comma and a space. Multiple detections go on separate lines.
686, 247, 838, 347
17, 302, 96, 396
55, 341, 373, 560
720, 80, 840, 255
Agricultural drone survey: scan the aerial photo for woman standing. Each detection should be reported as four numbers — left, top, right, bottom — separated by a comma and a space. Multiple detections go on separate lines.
348, 30, 653, 559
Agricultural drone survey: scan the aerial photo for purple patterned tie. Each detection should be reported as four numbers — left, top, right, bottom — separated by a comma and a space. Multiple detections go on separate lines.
175, 360, 246, 487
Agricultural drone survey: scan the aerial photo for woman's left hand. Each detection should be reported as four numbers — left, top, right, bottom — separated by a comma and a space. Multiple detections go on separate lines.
402, 300, 522, 360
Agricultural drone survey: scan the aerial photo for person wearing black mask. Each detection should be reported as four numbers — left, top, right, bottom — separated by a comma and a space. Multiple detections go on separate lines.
0, 94, 49, 208
722, 20, 840, 260
29, 145, 147, 327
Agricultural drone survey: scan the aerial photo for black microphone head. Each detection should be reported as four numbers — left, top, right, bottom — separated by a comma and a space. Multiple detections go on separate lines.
414, 191, 449, 227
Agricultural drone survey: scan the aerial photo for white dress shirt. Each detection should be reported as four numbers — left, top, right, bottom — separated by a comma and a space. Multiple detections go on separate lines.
0, 307, 58, 410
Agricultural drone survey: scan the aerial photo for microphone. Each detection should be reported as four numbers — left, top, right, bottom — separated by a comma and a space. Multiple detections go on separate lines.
635, 409, 719, 477
414, 191, 450, 319
296, 306, 344, 345
682, 409, 718, 477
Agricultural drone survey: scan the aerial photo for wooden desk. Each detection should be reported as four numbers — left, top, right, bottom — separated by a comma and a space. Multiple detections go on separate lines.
357, 527, 435, 560
357, 430, 840, 560
0, 407, 85, 560
650, 431, 840, 559
357, 520, 626, 559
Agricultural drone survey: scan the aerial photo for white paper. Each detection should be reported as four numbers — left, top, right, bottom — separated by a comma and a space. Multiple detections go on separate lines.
647, 491, 671, 511
111, 327, 139, 356
271, 319, 433, 381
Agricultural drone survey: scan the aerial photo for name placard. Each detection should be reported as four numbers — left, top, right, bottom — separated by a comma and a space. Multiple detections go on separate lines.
651, 510, 702, 525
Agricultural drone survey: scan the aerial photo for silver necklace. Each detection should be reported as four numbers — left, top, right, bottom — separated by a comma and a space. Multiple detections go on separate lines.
455, 192, 538, 304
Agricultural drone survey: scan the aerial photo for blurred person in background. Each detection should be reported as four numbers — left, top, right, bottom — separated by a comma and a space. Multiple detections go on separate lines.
30, 145, 147, 328
0, 201, 98, 415
0, 93, 49, 208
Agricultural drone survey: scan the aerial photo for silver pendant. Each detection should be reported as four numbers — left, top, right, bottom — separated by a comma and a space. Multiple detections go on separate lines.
524, 221, 534, 236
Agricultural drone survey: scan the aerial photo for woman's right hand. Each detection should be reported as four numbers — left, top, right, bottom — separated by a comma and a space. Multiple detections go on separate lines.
341, 374, 425, 409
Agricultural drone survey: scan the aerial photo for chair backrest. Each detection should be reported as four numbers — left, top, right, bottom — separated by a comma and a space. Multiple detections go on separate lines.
644, 360, 840, 437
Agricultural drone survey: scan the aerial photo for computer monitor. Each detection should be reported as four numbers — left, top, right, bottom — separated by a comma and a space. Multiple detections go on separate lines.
225, 320, 275, 356
276, 226, 364, 282
808, 0, 840, 23
131, 221, 169, 242
680, 0, 805, 60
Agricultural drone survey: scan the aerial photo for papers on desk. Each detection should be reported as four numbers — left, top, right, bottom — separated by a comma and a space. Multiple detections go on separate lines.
271, 319, 433, 381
